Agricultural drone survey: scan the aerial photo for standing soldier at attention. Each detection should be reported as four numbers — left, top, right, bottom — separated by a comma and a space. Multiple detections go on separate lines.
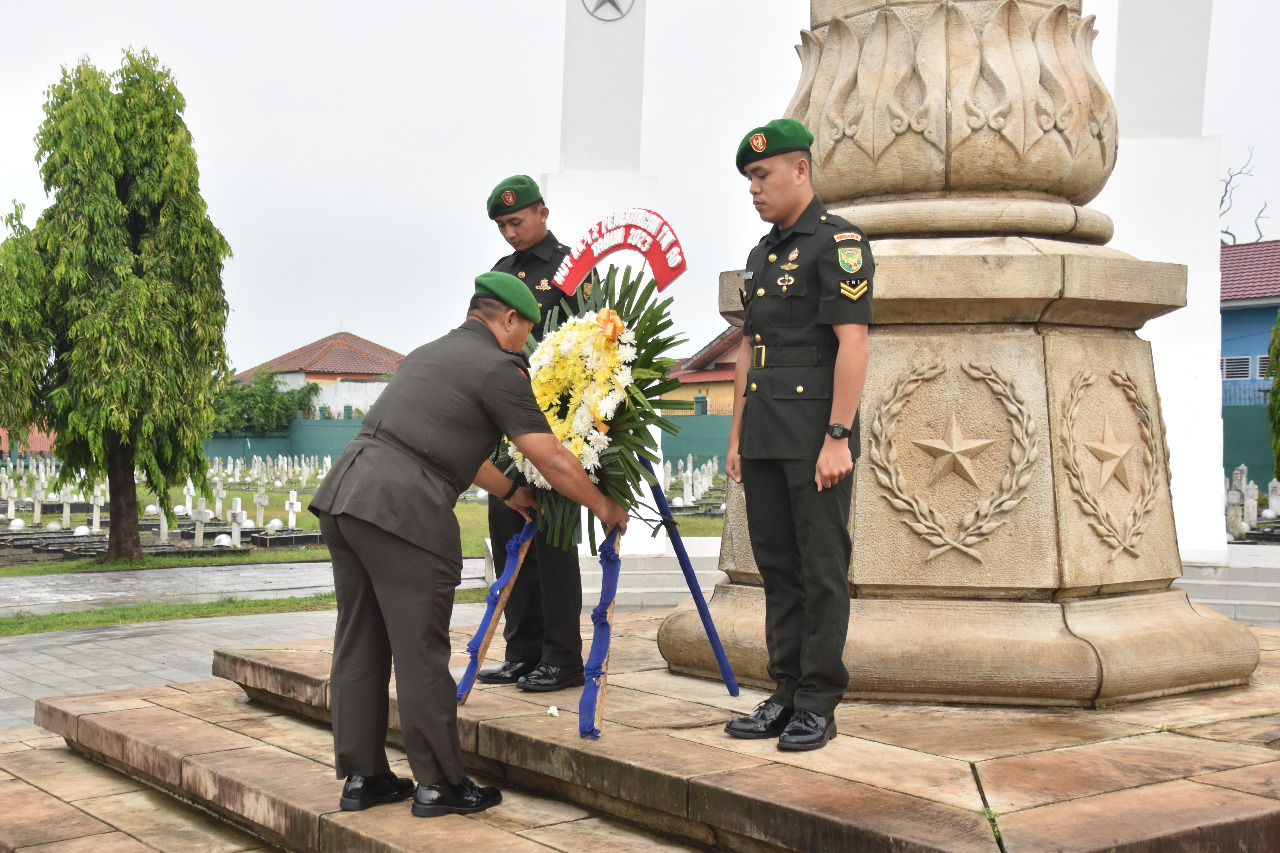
722, 119, 873, 751
478, 175, 594, 693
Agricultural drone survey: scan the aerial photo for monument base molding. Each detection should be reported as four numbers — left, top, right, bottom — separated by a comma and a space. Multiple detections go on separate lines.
658, 585, 1260, 708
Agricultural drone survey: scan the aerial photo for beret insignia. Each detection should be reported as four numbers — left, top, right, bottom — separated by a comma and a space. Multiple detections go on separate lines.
502, 190, 516, 206
750, 133, 767, 153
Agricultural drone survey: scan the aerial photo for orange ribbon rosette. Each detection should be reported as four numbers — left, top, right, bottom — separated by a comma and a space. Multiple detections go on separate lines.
589, 308, 627, 434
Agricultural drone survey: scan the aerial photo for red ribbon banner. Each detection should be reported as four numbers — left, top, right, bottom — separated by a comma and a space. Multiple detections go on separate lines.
552, 208, 688, 296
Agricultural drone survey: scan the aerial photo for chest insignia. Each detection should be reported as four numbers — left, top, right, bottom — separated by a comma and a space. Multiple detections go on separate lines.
780, 247, 799, 271
841, 280, 868, 301
537, 279, 552, 290
834, 231, 862, 242
788, 248, 799, 261
517, 271, 527, 279
777, 273, 795, 292
838, 247, 863, 274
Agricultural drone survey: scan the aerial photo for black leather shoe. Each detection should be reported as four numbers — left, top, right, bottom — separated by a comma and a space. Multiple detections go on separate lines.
339, 772, 415, 811
516, 662, 585, 692
777, 708, 836, 751
724, 700, 794, 739
411, 777, 502, 817
477, 660, 538, 684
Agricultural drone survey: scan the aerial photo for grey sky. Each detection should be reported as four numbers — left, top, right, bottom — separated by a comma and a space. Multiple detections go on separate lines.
0, 1, 1272, 372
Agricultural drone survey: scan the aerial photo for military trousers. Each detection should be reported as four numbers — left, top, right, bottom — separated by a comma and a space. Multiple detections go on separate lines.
488, 497, 584, 668
741, 457, 853, 717
318, 511, 465, 786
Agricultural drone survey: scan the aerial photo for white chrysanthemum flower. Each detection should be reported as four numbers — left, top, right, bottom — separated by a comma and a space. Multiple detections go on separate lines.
598, 389, 624, 420
613, 365, 633, 388
619, 329, 635, 344
580, 446, 600, 471
572, 405, 594, 435
617, 344, 638, 363
587, 429, 609, 450
548, 705, 559, 717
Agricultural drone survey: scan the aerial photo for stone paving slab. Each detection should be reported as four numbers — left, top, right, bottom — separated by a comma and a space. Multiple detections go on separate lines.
20, 679, 736, 852
196, 617, 1280, 851
0, 732, 278, 852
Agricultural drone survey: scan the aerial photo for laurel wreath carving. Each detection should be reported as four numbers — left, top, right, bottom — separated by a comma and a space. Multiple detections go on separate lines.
868, 362, 1041, 563
1061, 371, 1159, 560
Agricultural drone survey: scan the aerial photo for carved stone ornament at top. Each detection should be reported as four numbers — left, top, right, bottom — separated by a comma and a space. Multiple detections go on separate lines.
787, 1, 1118, 222
1061, 371, 1160, 561
868, 362, 1041, 564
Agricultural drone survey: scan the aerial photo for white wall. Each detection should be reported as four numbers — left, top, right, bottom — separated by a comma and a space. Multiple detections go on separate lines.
1091, 0, 1225, 564
313, 381, 387, 417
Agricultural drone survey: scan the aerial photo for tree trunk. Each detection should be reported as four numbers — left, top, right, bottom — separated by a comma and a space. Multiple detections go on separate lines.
104, 433, 143, 561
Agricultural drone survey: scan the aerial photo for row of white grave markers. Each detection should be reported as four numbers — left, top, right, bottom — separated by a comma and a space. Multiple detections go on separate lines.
207, 454, 331, 486
1224, 463, 1280, 538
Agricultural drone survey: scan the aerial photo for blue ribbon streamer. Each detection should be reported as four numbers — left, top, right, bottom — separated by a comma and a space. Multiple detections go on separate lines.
579, 528, 621, 739
641, 457, 739, 698
456, 520, 539, 703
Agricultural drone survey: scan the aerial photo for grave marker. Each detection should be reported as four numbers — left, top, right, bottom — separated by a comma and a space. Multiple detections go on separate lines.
213, 478, 227, 520
90, 484, 106, 534
254, 484, 270, 528
193, 498, 211, 546
284, 490, 303, 529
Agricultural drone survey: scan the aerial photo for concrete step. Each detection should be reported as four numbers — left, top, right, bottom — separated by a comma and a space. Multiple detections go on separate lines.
1174, 594, 1280, 623
1182, 564, 1280, 584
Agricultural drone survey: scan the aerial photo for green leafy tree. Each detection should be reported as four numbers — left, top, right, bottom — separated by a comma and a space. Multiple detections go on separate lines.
211, 371, 319, 434
0, 50, 230, 560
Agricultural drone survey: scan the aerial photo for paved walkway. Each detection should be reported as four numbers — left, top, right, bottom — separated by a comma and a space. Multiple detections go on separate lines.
0, 604, 488, 731
0, 558, 488, 617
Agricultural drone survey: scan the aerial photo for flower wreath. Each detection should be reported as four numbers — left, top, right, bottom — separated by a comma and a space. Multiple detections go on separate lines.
514, 311, 637, 487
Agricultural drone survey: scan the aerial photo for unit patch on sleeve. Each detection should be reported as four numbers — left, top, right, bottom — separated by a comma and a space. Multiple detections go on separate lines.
840, 280, 868, 302
834, 231, 862, 242
838, 247, 863, 273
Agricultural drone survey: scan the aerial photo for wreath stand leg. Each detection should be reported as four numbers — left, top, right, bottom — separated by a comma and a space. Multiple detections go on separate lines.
642, 457, 739, 697
457, 521, 538, 705
580, 528, 621, 738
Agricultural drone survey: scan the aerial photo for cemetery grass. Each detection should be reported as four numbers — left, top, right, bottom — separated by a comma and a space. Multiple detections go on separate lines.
0, 587, 489, 637
0, 546, 332, 578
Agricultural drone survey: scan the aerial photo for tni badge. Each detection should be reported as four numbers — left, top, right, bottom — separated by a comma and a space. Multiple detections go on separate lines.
838, 247, 863, 274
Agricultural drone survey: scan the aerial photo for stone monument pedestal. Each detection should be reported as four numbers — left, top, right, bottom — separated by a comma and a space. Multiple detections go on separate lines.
660, 233, 1259, 707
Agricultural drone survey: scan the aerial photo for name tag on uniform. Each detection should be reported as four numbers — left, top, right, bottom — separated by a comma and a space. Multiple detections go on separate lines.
744, 271, 754, 280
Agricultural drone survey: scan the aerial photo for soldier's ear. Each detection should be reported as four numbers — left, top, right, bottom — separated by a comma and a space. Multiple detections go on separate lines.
538, 204, 550, 225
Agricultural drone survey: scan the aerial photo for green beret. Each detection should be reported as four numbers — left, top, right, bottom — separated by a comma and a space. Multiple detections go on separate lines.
735, 119, 815, 175
487, 175, 544, 219
474, 272, 540, 323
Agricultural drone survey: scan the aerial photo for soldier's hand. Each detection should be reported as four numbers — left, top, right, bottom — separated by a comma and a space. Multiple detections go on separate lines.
726, 446, 742, 483
814, 437, 854, 492
505, 486, 536, 522
596, 498, 629, 539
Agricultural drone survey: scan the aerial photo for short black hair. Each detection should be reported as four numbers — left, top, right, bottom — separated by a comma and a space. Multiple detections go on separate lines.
467, 293, 510, 320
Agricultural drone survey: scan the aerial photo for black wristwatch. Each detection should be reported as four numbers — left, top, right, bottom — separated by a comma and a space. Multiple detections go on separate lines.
826, 423, 850, 440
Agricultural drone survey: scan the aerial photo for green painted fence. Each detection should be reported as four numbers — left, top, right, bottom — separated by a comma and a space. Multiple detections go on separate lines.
662, 414, 731, 475
206, 416, 362, 462
1223, 405, 1275, 483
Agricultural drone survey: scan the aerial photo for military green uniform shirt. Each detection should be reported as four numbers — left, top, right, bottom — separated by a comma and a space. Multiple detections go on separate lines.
739, 195, 873, 460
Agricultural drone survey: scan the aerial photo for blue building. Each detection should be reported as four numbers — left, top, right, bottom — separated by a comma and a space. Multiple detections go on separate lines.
1221, 239, 1280, 481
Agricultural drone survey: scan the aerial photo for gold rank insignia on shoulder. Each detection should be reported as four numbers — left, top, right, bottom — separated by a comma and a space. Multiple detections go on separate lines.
517, 271, 526, 279
834, 231, 862, 242
841, 280, 868, 301
537, 279, 552, 290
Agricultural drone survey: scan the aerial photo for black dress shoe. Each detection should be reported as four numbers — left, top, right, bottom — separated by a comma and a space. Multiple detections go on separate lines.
339, 772, 416, 811
777, 708, 836, 751
516, 662, 585, 692
411, 776, 502, 817
724, 700, 794, 739
477, 660, 538, 684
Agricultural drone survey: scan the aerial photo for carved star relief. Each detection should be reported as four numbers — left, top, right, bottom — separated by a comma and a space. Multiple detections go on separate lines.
590, 0, 627, 16
911, 414, 995, 487
1085, 416, 1133, 492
